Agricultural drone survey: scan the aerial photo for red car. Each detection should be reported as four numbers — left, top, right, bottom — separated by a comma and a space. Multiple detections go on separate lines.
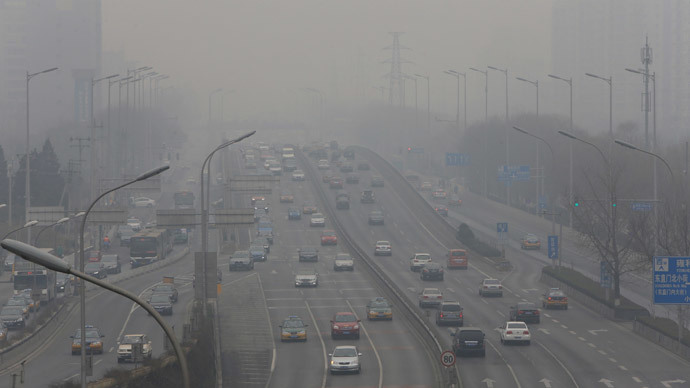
330, 312, 360, 339
320, 230, 338, 246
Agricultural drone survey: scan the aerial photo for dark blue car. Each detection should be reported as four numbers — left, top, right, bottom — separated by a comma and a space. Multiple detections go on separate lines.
288, 207, 301, 220
249, 245, 267, 262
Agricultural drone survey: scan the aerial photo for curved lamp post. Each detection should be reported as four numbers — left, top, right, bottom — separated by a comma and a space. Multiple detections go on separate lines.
3, 220, 38, 241
200, 131, 255, 313
78, 165, 171, 388
1, 239, 189, 388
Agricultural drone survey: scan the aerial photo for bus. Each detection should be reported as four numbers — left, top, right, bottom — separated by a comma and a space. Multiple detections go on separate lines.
173, 191, 195, 210
129, 229, 173, 268
13, 249, 57, 305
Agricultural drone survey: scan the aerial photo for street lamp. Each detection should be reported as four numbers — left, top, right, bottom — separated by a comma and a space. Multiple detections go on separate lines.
548, 73, 574, 228
489, 66, 510, 205
1, 239, 190, 388
514, 126, 556, 225
414, 74, 430, 131
33, 217, 69, 246
200, 132, 255, 313
515, 76, 541, 206
443, 70, 460, 128
2, 220, 38, 241
470, 67, 489, 197
78, 166, 169, 388
26, 67, 58, 244
585, 72, 613, 140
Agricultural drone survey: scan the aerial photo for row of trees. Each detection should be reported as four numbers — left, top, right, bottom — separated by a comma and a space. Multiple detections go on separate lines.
0, 139, 66, 224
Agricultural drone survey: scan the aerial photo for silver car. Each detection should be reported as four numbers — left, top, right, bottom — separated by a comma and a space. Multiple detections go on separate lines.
329, 345, 362, 374
479, 278, 503, 297
295, 269, 319, 287
418, 288, 443, 307
333, 253, 354, 271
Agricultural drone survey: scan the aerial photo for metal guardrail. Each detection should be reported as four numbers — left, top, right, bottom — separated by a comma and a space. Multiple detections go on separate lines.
297, 151, 448, 388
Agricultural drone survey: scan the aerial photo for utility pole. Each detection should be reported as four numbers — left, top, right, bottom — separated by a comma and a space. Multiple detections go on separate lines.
641, 36, 652, 150
382, 32, 409, 108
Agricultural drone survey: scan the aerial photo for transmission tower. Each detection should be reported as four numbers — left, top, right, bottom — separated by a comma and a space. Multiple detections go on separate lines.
640, 36, 653, 150
382, 32, 410, 107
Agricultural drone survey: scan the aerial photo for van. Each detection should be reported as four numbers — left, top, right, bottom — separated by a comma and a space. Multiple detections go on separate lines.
447, 249, 468, 270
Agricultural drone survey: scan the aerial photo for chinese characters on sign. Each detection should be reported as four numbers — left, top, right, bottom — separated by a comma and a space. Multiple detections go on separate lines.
653, 256, 690, 304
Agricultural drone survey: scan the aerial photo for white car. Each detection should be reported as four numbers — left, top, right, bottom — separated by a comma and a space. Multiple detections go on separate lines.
329, 345, 362, 374
410, 253, 432, 271
317, 159, 330, 170
117, 334, 153, 362
418, 287, 443, 307
499, 321, 531, 345
295, 270, 319, 287
133, 197, 156, 208
127, 218, 142, 231
374, 241, 392, 256
292, 170, 306, 181
310, 213, 326, 227
479, 278, 503, 297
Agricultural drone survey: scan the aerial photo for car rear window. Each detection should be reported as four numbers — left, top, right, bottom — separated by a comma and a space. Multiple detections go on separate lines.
442, 304, 462, 311
508, 323, 527, 329
457, 330, 484, 341
485, 279, 500, 285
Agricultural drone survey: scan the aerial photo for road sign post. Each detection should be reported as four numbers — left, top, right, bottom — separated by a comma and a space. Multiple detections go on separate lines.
440, 350, 456, 367
547, 235, 558, 267
496, 222, 508, 244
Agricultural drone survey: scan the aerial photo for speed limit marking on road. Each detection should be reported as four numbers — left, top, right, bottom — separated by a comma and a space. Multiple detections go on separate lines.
440, 350, 456, 367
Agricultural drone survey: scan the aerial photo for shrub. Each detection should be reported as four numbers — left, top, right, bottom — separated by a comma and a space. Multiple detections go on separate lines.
455, 223, 502, 257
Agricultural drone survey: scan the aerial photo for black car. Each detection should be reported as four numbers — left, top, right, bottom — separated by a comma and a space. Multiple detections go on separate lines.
148, 293, 173, 315
420, 262, 444, 281
0, 306, 25, 329
151, 284, 178, 303
101, 254, 121, 274
509, 302, 541, 323
451, 327, 485, 357
55, 273, 71, 293
360, 190, 375, 203
298, 246, 319, 262
371, 176, 384, 187
368, 210, 384, 225
85, 262, 107, 279
249, 244, 267, 262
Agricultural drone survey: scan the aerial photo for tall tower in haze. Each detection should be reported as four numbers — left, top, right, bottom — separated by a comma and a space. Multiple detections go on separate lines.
383, 32, 409, 107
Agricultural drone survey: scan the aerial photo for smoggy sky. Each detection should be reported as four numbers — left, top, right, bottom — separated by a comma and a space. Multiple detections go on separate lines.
102, 0, 552, 123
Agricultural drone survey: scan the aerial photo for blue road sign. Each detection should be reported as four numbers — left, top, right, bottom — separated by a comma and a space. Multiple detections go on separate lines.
539, 195, 548, 209
600, 261, 612, 289
632, 202, 653, 212
498, 165, 531, 182
548, 235, 558, 259
409, 147, 424, 154
653, 256, 690, 304
496, 223, 508, 233
445, 153, 471, 166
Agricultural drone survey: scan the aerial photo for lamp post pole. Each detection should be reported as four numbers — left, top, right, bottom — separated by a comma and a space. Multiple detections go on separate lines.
516, 77, 540, 209
489, 66, 510, 205
200, 132, 255, 315
2, 220, 38, 241
548, 74, 574, 227
78, 166, 169, 388
415, 74, 430, 132
470, 67, 488, 197
585, 73, 613, 140
514, 126, 555, 229
25, 67, 58, 243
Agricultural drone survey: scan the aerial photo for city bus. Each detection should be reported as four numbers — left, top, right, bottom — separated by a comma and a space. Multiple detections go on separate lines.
129, 229, 173, 268
13, 248, 57, 305
173, 191, 195, 210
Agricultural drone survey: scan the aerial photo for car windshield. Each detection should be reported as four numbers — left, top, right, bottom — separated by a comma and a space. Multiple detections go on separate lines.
517, 303, 536, 310
250, 245, 264, 252
370, 211, 382, 216
150, 294, 170, 303
301, 247, 317, 253
312, 213, 323, 218
7, 299, 25, 306
297, 271, 316, 276
283, 319, 304, 329
508, 323, 528, 329
336, 254, 351, 260
423, 289, 440, 295
153, 284, 174, 292
548, 290, 565, 297
233, 251, 250, 259
484, 279, 500, 285
323, 231, 336, 237
457, 330, 484, 341
335, 314, 356, 322
122, 336, 144, 344
442, 304, 462, 311
369, 300, 390, 308
1, 307, 23, 316
416, 254, 430, 260
333, 348, 357, 357
377, 241, 390, 245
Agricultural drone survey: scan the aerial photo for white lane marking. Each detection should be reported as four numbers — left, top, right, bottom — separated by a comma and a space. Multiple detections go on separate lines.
588, 343, 596, 348
577, 337, 586, 341
446, 288, 455, 293
108, 346, 114, 353
305, 301, 328, 388
536, 341, 580, 388
632, 377, 642, 383
257, 273, 277, 385
608, 358, 617, 363
485, 340, 522, 388
543, 313, 552, 318
116, 285, 152, 343
561, 324, 568, 329
588, 329, 608, 336
497, 310, 506, 318
346, 299, 383, 388
482, 299, 489, 305
569, 330, 577, 335
598, 350, 607, 355
538, 328, 550, 335
618, 365, 628, 371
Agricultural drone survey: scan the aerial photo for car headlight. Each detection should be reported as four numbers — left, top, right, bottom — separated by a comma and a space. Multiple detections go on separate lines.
354, 325, 359, 329
333, 325, 339, 330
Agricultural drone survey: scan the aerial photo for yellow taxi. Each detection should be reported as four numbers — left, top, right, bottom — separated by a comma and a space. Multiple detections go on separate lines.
0, 322, 7, 341
542, 288, 568, 310
521, 234, 541, 250
366, 297, 393, 320
279, 316, 308, 342
71, 325, 105, 355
